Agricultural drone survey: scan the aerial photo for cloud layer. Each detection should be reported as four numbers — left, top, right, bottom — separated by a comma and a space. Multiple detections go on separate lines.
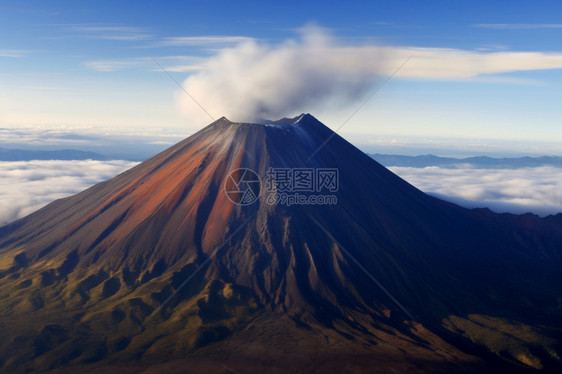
1, 159, 560, 227
0, 160, 138, 226
390, 166, 562, 216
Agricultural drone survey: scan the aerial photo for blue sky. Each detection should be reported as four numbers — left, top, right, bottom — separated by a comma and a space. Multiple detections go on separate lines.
1, 0, 562, 155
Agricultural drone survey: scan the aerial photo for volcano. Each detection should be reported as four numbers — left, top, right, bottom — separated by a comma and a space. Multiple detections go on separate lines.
1, 114, 562, 373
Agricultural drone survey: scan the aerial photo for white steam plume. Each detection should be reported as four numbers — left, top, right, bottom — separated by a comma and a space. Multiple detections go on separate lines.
178, 26, 384, 124
176, 25, 562, 125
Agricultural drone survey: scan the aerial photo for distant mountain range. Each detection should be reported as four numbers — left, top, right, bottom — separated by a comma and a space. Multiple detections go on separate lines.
0, 147, 108, 161
370, 153, 562, 168
2, 146, 562, 169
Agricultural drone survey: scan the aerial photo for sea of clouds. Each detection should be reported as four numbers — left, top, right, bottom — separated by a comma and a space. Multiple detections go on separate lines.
0, 159, 560, 228
390, 166, 562, 216
0, 160, 138, 226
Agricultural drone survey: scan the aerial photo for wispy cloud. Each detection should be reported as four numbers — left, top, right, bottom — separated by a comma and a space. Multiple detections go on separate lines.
368, 47, 562, 79
83, 55, 202, 72
159, 36, 253, 46
161, 64, 204, 72
63, 25, 251, 46
473, 23, 562, 30
474, 44, 508, 52
83, 58, 148, 72
65, 25, 152, 41
0, 160, 138, 226
0, 49, 27, 58
81, 25, 562, 80
390, 166, 562, 216
373, 21, 421, 29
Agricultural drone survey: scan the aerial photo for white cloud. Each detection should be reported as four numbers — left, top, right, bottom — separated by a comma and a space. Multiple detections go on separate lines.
176, 26, 562, 125
83, 58, 148, 72
383, 47, 562, 79
159, 36, 253, 47
0, 50, 26, 58
84, 55, 202, 72
0, 160, 138, 226
389, 166, 562, 216
66, 25, 152, 41
473, 24, 562, 30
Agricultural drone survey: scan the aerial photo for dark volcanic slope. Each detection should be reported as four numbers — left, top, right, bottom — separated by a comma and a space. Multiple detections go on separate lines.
1, 114, 562, 373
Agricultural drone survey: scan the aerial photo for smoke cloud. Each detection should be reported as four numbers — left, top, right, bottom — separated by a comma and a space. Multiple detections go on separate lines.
178, 26, 384, 124
177, 25, 562, 125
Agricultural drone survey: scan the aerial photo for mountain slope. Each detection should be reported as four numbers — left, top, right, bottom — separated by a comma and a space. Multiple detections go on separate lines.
0, 114, 561, 373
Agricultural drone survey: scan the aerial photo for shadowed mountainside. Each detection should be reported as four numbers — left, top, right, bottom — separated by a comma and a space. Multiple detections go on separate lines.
0, 114, 561, 373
